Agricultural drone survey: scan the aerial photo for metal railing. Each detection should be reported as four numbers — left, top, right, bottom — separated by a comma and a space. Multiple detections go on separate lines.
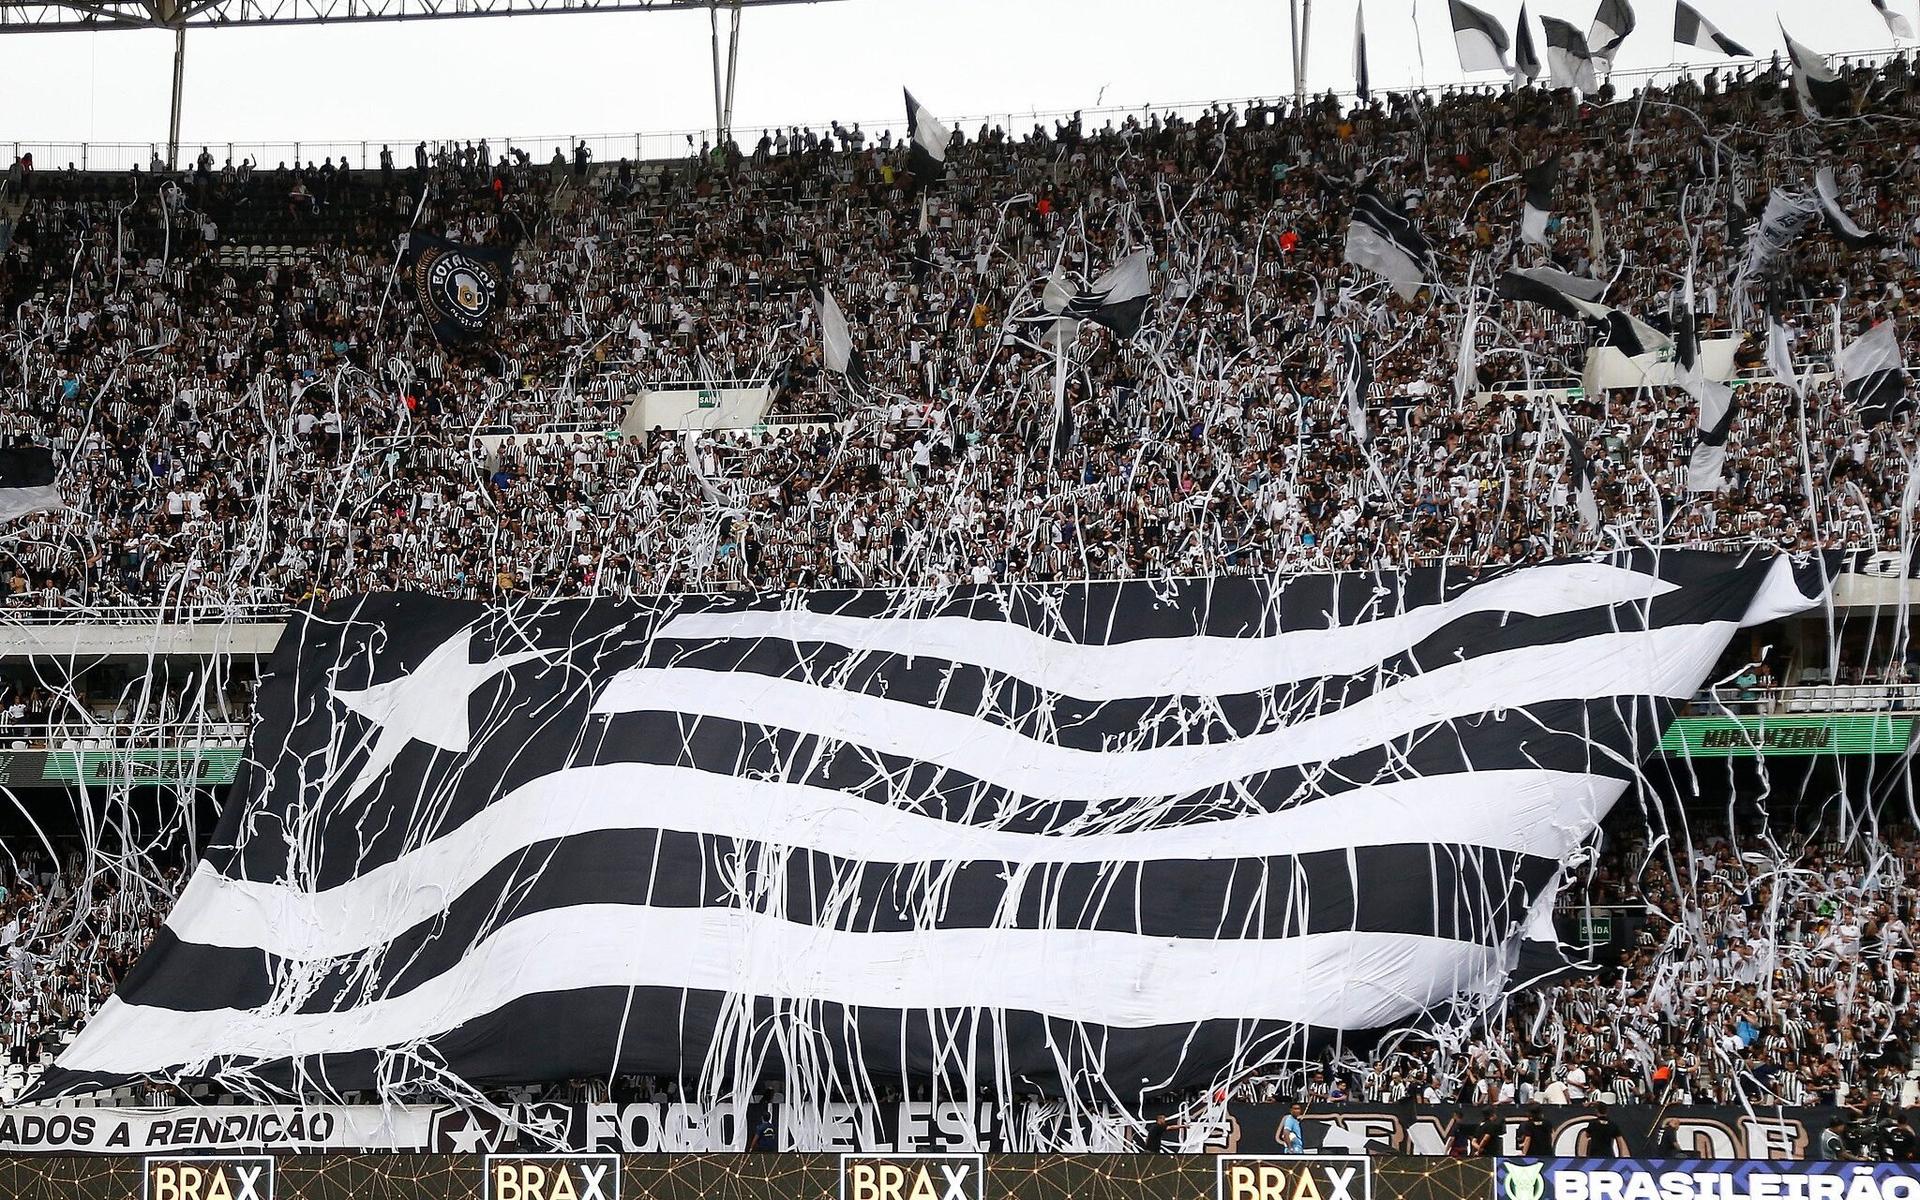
0, 602, 287, 625
0, 720, 252, 750
9, 43, 1911, 177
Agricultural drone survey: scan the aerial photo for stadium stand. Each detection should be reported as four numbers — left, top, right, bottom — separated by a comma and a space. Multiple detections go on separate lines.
1, 45, 1919, 1154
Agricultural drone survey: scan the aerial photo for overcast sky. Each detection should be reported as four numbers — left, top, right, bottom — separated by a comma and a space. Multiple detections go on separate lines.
0, 0, 1908, 157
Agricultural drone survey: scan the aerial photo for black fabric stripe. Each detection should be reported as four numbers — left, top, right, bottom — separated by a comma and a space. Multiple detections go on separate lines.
0, 446, 58, 489
33, 986, 1421, 1102
639, 579, 1768, 747
123, 842, 1559, 1014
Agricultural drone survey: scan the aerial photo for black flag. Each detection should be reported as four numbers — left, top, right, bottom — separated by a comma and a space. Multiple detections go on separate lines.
1542, 16, 1599, 91
1814, 167, 1876, 247
0, 446, 62, 522
1514, 3, 1540, 82
402, 233, 513, 345
1354, 0, 1372, 102
1673, 1, 1749, 56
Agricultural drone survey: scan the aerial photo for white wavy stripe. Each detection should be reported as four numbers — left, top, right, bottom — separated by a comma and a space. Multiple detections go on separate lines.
56, 913, 1508, 1075
653, 562, 1679, 700
593, 623, 1734, 805
163, 765, 1623, 961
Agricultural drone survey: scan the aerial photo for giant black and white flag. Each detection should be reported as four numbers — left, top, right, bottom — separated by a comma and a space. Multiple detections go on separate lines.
1586, 0, 1635, 71
1520, 156, 1558, 246
1673, 1, 1750, 56
31, 555, 1825, 1103
1449, 0, 1515, 75
1783, 26, 1852, 119
1541, 17, 1599, 92
1836, 320, 1912, 427
903, 89, 950, 183
0, 446, 62, 522
1345, 188, 1433, 300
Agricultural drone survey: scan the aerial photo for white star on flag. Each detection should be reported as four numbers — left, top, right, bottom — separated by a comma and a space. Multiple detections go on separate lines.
328, 626, 546, 803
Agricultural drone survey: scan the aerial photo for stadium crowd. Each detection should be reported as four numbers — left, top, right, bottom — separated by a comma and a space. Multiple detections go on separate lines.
2, 53, 1920, 608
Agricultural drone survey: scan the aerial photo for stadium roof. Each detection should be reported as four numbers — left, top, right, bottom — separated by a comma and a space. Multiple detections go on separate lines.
0, 0, 825, 33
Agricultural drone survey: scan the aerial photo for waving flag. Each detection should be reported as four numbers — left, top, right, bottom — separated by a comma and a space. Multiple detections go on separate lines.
813, 285, 866, 388
1496, 266, 1669, 356
402, 233, 513, 345
1066, 250, 1153, 336
1836, 321, 1912, 427
1541, 17, 1599, 92
0, 446, 63, 522
1586, 0, 1635, 70
1514, 3, 1540, 83
1872, 0, 1914, 40
1783, 25, 1852, 119
1449, 0, 1515, 75
1673, 2, 1750, 56
31, 556, 1823, 1103
1521, 156, 1558, 245
1345, 188, 1433, 300
903, 89, 950, 183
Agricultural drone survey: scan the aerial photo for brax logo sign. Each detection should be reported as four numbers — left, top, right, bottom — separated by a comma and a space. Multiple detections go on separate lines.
485, 1154, 621, 1200
1217, 1156, 1373, 1200
841, 1154, 986, 1200
145, 1156, 275, 1200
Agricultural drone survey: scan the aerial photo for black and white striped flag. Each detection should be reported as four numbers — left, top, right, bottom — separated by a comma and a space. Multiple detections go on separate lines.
1836, 320, 1912, 428
903, 89, 950, 184
1586, 0, 1635, 71
1783, 25, 1853, 119
1541, 17, 1599, 92
1673, 1, 1750, 57
1520, 156, 1558, 246
1495, 266, 1669, 357
1449, 0, 1515, 76
1063, 250, 1152, 337
1345, 188, 1433, 300
31, 556, 1824, 1103
0, 446, 63, 523
1872, 0, 1915, 41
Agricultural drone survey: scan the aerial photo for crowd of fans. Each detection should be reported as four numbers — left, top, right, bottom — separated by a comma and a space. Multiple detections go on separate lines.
5, 39, 1920, 1139
1239, 827, 1920, 1119
3, 53, 1920, 608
